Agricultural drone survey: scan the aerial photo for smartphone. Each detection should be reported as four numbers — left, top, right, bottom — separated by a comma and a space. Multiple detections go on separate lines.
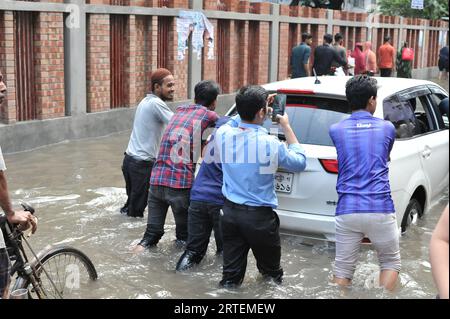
271, 94, 287, 122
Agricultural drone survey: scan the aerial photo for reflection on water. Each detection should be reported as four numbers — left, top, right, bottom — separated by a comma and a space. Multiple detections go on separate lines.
4, 132, 448, 299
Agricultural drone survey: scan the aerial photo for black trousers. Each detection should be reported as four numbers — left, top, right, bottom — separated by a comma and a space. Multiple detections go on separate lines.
220, 199, 283, 287
121, 153, 154, 218
380, 68, 392, 77
185, 200, 223, 260
139, 185, 190, 247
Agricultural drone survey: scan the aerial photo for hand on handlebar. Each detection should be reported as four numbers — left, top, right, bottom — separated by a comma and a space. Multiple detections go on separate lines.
7, 210, 37, 234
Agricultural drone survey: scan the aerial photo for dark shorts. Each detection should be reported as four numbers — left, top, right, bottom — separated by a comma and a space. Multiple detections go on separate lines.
0, 248, 11, 297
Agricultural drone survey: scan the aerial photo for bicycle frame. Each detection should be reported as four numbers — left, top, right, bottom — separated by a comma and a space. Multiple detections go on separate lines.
2, 214, 63, 299
3, 220, 46, 298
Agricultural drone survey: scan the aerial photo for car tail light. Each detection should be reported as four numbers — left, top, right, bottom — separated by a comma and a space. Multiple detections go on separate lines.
319, 159, 338, 174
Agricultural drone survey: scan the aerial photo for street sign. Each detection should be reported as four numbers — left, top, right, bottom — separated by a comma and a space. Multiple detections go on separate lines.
411, 0, 424, 9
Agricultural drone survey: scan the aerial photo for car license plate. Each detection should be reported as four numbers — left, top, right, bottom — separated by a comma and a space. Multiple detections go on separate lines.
274, 172, 293, 193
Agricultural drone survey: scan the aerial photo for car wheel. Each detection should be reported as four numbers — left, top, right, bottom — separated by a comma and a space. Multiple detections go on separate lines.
401, 198, 423, 234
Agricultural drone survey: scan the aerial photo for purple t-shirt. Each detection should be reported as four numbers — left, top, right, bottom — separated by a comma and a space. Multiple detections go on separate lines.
329, 111, 396, 215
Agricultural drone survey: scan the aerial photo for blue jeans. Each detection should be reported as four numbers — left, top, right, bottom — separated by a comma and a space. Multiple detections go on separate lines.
139, 185, 190, 247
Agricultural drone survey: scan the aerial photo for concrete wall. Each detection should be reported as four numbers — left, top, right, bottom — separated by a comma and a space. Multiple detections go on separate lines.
0, 93, 235, 153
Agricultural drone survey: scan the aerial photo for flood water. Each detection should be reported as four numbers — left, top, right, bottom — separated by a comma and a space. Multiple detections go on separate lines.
3, 130, 448, 300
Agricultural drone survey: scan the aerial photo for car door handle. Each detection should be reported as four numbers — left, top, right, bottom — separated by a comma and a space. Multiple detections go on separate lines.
421, 149, 432, 158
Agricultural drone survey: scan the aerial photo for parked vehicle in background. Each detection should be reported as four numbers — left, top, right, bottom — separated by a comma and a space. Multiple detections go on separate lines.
225, 76, 449, 241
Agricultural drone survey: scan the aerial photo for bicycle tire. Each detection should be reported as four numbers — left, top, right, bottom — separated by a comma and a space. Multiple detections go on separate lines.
12, 245, 98, 299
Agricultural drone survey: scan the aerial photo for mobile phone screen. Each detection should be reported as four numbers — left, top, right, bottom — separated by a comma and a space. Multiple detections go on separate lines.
271, 94, 287, 122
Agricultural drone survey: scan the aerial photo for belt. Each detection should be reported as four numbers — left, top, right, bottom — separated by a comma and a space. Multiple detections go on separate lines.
224, 199, 272, 212
125, 152, 155, 163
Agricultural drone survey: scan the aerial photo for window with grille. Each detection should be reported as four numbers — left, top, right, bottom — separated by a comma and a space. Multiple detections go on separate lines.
157, 16, 171, 69
110, 14, 127, 108
14, 11, 36, 121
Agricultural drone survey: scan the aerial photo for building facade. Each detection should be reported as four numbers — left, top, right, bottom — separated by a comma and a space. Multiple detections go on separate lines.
0, 0, 448, 152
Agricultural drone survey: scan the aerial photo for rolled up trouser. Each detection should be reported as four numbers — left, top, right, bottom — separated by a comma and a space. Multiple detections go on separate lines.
334, 212, 401, 280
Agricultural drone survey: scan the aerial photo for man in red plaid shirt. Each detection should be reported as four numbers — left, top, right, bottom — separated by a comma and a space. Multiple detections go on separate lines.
133, 80, 220, 252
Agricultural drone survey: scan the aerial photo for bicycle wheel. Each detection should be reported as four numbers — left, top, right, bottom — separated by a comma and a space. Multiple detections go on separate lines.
12, 246, 98, 299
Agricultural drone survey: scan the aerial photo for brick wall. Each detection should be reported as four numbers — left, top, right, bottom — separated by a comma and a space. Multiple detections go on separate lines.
202, 18, 218, 84
34, 12, 65, 120
1, 2, 449, 124
126, 15, 148, 107
87, 14, 110, 113
168, 18, 188, 100
228, 20, 241, 93
257, 21, 270, 85
0, 11, 15, 123
278, 23, 289, 80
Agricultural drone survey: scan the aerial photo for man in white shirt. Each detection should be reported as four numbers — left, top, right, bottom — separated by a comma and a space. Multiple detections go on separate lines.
120, 68, 174, 218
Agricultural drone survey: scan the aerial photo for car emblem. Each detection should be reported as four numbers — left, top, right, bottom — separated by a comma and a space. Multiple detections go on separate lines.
275, 175, 284, 182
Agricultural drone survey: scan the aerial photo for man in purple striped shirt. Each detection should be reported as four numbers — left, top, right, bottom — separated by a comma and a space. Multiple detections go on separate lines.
329, 75, 400, 291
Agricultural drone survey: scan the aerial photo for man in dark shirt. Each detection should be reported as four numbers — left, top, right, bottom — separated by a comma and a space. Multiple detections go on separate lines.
438, 46, 449, 81
313, 34, 347, 76
291, 33, 313, 78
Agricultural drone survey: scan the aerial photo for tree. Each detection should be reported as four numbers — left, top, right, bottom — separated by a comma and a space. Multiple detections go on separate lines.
378, 0, 448, 20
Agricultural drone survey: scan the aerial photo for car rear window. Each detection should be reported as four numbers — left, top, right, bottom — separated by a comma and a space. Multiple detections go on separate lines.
263, 95, 351, 146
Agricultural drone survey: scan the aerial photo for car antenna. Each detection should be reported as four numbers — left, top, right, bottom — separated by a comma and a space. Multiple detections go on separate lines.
313, 68, 321, 84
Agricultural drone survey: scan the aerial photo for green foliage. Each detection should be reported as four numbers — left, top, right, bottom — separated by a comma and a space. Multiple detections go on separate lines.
378, 0, 449, 20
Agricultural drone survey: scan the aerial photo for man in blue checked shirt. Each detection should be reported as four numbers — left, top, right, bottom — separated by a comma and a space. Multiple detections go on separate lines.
215, 85, 307, 288
329, 75, 400, 291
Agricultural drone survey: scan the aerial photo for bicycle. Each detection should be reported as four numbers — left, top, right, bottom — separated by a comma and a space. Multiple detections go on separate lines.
1, 203, 98, 299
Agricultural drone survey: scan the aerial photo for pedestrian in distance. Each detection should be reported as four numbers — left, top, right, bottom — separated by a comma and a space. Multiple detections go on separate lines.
133, 80, 220, 253
430, 205, 449, 299
215, 85, 307, 287
332, 33, 348, 75
396, 42, 413, 79
351, 42, 366, 75
364, 41, 377, 76
313, 34, 348, 76
378, 35, 395, 77
120, 68, 175, 218
291, 32, 313, 78
438, 45, 449, 81
329, 75, 400, 291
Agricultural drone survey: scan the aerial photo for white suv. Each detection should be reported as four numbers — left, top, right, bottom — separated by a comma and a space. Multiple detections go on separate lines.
225, 76, 449, 241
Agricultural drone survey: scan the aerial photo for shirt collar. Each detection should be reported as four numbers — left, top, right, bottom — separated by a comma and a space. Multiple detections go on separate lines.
350, 110, 373, 119
239, 122, 267, 133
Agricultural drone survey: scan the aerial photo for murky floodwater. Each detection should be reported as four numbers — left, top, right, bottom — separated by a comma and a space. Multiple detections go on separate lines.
4, 131, 447, 299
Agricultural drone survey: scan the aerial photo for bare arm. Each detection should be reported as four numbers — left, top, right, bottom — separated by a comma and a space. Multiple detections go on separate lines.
0, 171, 37, 233
430, 205, 449, 299
0, 170, 14, 216
304, 63, 310, 77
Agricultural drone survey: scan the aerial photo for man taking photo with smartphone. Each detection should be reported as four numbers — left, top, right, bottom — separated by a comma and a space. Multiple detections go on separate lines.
215, 85, 307, 287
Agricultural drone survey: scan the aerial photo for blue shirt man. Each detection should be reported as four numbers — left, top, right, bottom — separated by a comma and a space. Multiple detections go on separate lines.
329, 110, 396, 215
176, 116, 233, 271
329, 75, 400, 291
215, 85, 306, 287
217, 123, 306, 208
